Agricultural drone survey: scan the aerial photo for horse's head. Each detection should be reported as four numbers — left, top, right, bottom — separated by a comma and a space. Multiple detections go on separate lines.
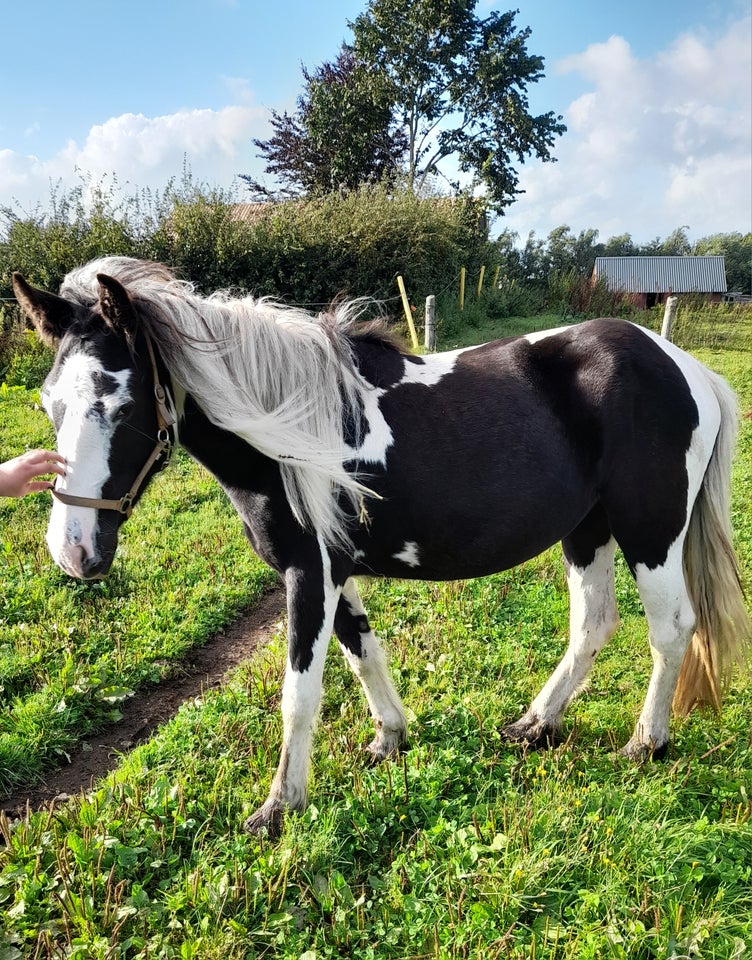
12, 269, 174, 579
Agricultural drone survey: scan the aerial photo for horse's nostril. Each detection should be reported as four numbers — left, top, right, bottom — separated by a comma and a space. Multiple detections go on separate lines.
81, 553, 104, 579
61, 544, 102, 580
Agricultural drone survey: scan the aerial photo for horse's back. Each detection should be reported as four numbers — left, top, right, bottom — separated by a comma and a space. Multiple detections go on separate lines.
348, 318, 714, 580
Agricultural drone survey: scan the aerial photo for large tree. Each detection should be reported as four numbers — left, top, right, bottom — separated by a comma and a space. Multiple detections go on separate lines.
350, 0, 566, 208
242, 47, 406, 199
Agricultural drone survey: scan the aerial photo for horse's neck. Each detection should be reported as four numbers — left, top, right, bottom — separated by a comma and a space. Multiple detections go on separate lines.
178, 393, 280, 495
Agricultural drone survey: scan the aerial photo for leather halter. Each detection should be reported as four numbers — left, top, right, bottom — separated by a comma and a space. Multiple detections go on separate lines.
51, 333, 176, 518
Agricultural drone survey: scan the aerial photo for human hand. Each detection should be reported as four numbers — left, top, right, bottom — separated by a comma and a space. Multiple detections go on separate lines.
0, 449, 66, 498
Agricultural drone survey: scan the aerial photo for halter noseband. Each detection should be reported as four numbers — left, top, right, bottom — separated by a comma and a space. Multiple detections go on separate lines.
51, 333, 176, 518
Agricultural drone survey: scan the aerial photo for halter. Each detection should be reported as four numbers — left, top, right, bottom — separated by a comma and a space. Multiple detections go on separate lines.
51, 333, 176, 518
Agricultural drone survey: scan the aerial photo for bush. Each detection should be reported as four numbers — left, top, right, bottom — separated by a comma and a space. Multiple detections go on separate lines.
484, 278, 544, 319
2, 329, 55, 388
222, 186, 489, 308
547, 268, 635, 320
1, 177, 490, 372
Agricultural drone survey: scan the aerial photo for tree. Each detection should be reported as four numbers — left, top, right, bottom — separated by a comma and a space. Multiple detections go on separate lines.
544, 225, 602, 276
602, 233, 639, 258
242, 47, 407, 199
693, 232, 752, 295
350, 0, 565, 209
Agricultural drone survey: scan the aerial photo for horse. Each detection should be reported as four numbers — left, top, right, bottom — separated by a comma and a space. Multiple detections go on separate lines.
13, 257, 750, 837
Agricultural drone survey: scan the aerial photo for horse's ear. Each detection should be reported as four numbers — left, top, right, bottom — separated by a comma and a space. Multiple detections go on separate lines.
97, 273, 139, 337
11, 273, 77, 347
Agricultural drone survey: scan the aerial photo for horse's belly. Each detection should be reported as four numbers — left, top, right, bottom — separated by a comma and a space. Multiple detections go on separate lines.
351, 483, 593, 581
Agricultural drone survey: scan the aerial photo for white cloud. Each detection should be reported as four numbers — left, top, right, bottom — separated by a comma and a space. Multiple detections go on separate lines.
1, 104, 270, 214
221, 76, 257, 106
500, 16, 751, 244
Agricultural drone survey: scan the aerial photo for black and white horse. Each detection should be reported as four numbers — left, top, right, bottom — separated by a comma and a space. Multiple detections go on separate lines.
13, 258, 749, 836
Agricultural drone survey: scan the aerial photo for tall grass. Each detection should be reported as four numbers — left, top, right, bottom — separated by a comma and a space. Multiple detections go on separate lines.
645, 297, 752, 352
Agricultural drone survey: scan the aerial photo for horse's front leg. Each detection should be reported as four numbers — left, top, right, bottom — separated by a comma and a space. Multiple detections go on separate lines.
244, 545, 341, 838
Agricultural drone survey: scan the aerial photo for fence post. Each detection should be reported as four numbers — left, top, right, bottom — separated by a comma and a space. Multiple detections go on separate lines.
661, 296, 678, 340
397, 275, 419, 350
477, 265, 486, 298
425, 294, 436, 351
459, 267, 466, 311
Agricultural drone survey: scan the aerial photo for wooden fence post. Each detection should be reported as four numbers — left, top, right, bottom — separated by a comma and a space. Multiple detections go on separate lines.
397, 275, 419, 350
459, 267, 466, 311
425, 294, 436, 351
661, 296, 678, 340
477, 265, 486, 297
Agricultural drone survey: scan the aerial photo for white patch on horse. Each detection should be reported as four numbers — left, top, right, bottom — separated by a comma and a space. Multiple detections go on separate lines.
523, 326, 572, 345
350, 384, 394, 466
43, 353, 131, 575
351, 350, 465, 467
397, 349, 464, 387
393, 540, 421, 567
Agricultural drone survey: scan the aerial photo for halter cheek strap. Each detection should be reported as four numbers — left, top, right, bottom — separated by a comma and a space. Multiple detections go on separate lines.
51, 333, 176, 518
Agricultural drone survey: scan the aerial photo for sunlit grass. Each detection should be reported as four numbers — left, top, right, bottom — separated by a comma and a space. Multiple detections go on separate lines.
0, 394, 275, 792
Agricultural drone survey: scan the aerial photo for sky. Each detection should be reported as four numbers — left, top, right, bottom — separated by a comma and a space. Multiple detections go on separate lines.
2, 0, 750, 247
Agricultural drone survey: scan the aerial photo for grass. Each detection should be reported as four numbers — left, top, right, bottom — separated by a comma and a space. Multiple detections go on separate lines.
0, 307, 750, 958
0, 389, 275, 794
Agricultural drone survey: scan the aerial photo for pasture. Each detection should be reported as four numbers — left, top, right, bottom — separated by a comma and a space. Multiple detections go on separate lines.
0, 302, 750, 959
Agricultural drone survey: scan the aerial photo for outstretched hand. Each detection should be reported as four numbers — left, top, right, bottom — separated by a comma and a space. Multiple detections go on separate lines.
0, 449, 66, 498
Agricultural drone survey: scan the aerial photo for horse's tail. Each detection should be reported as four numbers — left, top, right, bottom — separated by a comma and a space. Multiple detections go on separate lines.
673, 368, 751, 716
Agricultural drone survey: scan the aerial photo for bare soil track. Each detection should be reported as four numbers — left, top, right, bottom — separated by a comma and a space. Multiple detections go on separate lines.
1, 586, 285, 818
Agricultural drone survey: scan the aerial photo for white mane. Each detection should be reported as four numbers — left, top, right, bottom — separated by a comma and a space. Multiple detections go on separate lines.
61, 257, 376, 550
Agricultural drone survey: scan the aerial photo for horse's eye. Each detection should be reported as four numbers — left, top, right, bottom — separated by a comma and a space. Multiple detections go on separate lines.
115, 402, 135, 421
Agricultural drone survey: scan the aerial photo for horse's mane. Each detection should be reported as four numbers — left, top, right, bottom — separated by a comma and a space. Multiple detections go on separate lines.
61, 257, 401, 549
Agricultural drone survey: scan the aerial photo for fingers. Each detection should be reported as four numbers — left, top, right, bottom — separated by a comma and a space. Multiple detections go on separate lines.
22, 449, 66, 471
24, 480, 57, 492
22, 451, 66, 475
0, 450, 67, 498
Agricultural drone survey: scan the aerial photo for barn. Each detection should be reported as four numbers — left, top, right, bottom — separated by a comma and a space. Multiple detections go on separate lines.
592, 256, 727, 309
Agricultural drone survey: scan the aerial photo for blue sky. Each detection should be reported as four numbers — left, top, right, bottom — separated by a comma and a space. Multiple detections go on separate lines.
2, 0, 750, 245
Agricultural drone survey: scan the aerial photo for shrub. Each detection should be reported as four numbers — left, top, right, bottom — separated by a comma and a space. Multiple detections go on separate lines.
225, 186, 489, 308
547, 268, 634, 320
1, 328, 55, 388
484, 278, 544, 319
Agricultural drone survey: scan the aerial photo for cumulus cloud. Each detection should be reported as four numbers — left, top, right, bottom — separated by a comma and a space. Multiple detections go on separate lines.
1, 104, 270, 214
501, 16, 751, 244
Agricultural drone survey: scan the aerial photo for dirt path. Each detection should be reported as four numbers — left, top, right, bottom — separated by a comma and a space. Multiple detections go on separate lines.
1, 586, 285, 817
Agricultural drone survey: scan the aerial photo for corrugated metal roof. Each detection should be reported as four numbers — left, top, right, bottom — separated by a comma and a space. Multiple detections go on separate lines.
593, 256, 727, 293
230, 203, 273, 223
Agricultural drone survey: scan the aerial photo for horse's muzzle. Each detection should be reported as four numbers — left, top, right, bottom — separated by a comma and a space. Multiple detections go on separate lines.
54, 543, 111, 580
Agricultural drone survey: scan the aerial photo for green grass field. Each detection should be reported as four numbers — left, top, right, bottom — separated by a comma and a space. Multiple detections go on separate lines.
0, 305, 750, 959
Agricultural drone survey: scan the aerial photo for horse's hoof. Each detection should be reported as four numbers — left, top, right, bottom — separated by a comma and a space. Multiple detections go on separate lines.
502, 716, 559, 750
364, 733, 409, 765
243, 801, 285, 838
619, 739, 668, 762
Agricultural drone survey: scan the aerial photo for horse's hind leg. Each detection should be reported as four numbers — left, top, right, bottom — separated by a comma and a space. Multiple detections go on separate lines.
334, 578, 408, 761
504, 508, 619, 747
620, 537, 695, 760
